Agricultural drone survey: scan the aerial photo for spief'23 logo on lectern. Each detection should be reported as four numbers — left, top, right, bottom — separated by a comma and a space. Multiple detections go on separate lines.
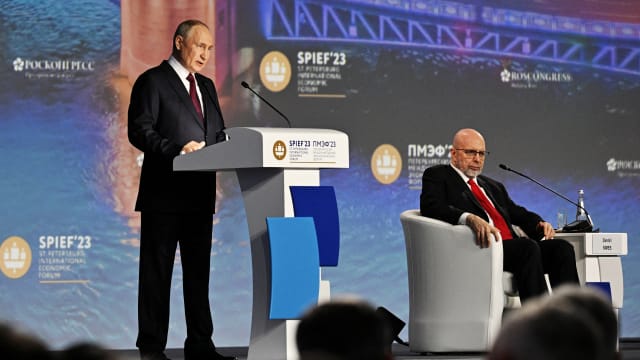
273, 140, 287, 160
0, 236, 32, 279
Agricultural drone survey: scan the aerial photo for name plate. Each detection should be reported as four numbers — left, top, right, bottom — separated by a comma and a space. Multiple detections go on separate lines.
586, 233, 627, 255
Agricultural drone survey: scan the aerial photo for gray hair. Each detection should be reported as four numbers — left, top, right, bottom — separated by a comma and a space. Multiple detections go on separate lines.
171, 19, 209, 54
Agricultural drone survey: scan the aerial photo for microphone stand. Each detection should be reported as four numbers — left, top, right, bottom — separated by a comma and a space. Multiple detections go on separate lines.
498, 164, 594, 230
241, 81, 292, 128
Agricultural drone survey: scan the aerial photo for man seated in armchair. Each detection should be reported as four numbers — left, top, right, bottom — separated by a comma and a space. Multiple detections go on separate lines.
420, 128, 579, 302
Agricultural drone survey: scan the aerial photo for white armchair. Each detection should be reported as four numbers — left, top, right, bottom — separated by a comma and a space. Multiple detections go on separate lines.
400, 209, 506, 352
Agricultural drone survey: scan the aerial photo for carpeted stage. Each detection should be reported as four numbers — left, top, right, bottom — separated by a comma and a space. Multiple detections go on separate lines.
103, 339, 640, 360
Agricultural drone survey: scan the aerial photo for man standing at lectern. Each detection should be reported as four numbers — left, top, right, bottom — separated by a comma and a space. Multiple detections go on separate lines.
420, 128, 579, 302
128, 19, 234, 360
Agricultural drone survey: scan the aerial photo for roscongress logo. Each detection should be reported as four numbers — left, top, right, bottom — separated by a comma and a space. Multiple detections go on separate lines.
500, 68, 511, 82
0, 236, 32, 279
500, 59, 572, 89
13, 57, 25, 71
12, 56, 95, 79
260, 51, 291, 92
371, 144, 402, 185
607, 158, 640, 172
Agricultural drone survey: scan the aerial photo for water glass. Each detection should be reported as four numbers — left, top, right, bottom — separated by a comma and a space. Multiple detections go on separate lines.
557, 212, 567, 230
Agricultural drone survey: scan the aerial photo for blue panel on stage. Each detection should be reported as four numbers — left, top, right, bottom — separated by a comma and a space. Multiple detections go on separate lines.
586, 281, 613, 302
290, 186, 340, 267
266, 217, 320, 319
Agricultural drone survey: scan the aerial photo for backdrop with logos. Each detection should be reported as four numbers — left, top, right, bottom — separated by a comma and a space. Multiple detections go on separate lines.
1, 0, 639, 348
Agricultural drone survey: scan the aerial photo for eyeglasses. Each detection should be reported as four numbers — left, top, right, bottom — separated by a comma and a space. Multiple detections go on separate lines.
455, 149, 490, 158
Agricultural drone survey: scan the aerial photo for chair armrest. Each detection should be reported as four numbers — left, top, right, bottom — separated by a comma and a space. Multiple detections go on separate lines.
400, 209, 504, 351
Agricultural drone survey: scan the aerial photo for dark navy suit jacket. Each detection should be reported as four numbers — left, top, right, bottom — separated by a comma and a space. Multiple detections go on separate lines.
420, 164, 544, 240
128, 60, 226, 213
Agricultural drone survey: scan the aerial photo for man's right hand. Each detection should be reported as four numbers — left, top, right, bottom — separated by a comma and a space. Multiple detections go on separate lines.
465, 214, 501, 248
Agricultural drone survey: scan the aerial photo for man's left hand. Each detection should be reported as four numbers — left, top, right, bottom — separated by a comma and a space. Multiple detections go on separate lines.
538, 221, 556, 239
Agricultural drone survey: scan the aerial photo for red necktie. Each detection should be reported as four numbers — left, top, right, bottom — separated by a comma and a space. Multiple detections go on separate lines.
468, 179, 513, 240
186, 73, 204, 121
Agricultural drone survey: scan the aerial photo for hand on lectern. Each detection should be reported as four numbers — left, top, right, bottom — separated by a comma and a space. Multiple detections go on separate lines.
180, 141, 205, 155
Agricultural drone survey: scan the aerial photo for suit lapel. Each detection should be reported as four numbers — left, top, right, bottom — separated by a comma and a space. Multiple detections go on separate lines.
160, 61, 205, 130
477, 176, 511, 225
476, 177, 502, 210
446, 166, 485, 214
196, 75, 219, 117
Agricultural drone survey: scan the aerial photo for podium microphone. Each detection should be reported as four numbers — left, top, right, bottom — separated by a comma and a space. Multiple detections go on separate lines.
498, 163, 594, 232
241, 81, 292, 128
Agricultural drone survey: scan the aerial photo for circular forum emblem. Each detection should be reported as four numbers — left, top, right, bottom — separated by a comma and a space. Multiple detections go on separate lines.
260, 51, 291, 92
273, 140, 287, 160
371, 144, 402, 184
0, 236, 32, 279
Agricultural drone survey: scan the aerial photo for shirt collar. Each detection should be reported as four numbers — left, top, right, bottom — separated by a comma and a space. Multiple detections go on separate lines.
168, 55, 191, 80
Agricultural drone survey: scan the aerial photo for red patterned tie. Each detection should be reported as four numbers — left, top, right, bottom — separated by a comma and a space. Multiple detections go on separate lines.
468, 179, 513, 240
186, 73, 204, 121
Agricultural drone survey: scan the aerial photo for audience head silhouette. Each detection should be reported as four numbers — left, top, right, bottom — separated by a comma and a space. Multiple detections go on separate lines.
543, 285, 620, 360
0, 322, 53, 360
489, 284, 618, 360
59, 341, 121, 360
296, 299, 393, 360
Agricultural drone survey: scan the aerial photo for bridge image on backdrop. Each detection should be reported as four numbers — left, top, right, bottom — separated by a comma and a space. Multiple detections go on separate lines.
268, 0, 640, 76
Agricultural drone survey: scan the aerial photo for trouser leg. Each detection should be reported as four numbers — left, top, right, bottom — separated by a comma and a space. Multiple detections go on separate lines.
503, 237, 548, 302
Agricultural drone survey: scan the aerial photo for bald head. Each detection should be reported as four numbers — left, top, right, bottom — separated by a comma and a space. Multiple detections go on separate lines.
450, 128, 487, 178
453, 129, 484, 148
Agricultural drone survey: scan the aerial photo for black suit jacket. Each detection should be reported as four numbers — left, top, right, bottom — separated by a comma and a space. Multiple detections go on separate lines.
128, 61, 226, 213
420, 165, 544, 239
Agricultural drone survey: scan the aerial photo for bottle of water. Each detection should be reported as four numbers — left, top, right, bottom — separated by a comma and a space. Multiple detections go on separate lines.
576, 189, 588, 221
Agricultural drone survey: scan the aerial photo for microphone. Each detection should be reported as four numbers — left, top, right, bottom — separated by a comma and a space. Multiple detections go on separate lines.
241, 81, 291, 128
498, 164, 594, 232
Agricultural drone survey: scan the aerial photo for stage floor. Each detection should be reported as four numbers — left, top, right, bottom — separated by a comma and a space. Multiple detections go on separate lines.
107, 339, 640, 360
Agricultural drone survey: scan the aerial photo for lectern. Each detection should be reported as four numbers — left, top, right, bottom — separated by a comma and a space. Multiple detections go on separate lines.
174, 127, 349, 360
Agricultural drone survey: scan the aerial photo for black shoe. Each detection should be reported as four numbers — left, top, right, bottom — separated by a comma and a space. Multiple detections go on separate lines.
183, 337, 237, 360
140, 351, 170, 360
211, 350, 237, 360
184, 349, 237, 360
